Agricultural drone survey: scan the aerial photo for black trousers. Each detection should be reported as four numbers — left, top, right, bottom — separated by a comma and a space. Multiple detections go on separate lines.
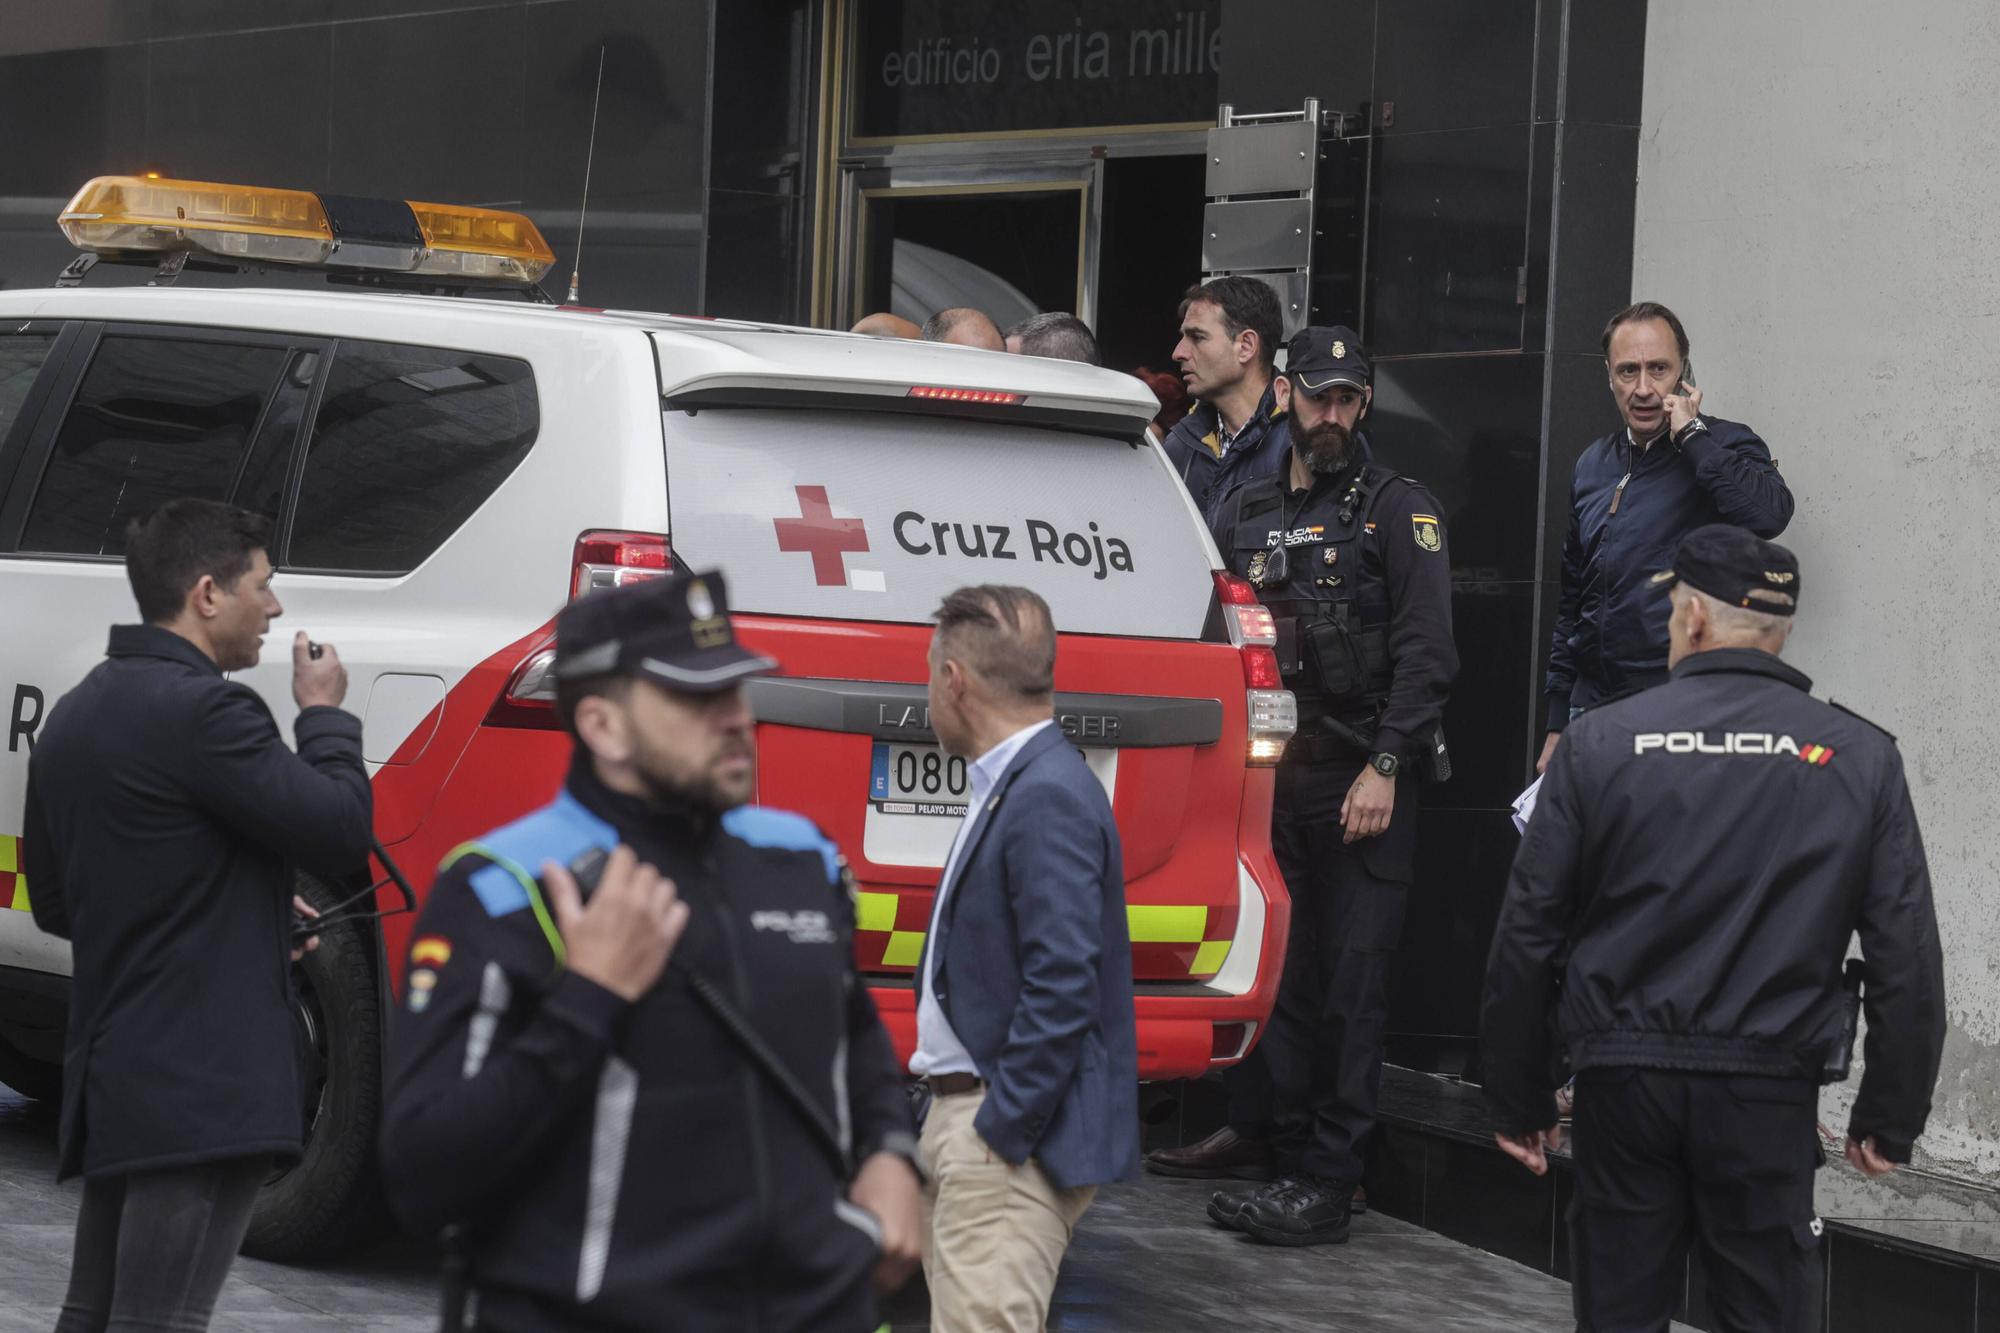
1570, 1069, 1825, 1333
55, 1155, 269, 1333
1227, 757, 1414, 1184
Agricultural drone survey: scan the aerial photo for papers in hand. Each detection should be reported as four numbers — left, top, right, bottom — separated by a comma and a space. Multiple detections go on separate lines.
1510, 775, 1543, 834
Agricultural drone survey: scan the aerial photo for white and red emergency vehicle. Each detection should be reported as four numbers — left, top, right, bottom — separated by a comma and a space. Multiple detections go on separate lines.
0, 177, 1294, 1256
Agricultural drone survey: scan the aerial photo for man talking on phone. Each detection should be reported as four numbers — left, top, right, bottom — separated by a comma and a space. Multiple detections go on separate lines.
25, 499, 371, 1331
380, 570, 920, 1332
1539, 302, 1794, 774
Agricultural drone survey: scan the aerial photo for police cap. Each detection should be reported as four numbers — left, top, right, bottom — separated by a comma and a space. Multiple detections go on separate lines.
1284, 325, 1370, 396
553, 569, 777, 692
1650, 524, 1800, 616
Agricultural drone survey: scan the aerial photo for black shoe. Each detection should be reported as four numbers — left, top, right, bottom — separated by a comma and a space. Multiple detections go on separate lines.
1205, 1178, 1287, 1230
1236, 1174, 1355, 1247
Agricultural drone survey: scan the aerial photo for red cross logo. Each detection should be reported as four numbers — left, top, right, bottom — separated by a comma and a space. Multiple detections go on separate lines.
773, 484, 869, 587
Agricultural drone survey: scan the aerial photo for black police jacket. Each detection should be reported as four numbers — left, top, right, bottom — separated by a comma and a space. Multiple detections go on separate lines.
379, 759, 915, 1333
1545, 416, 1793, 726
1210, 452, 1456, 761
1482, 649, 1946, 1162
23, 624, 372, 1180
1161, 381, 1293, 522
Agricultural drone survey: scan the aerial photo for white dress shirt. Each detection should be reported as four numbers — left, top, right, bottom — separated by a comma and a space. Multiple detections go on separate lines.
909, 719, 1054, 1078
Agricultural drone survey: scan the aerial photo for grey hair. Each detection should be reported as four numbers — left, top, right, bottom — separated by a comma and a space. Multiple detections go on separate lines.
932, 585, 1056, 701
1677, 583, 1794, 646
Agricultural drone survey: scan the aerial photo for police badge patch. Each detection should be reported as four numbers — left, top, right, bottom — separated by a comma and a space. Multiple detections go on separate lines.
1412, 514, 1442, 553
1323, 546, 1338, 566
1247, 550, 1270, 584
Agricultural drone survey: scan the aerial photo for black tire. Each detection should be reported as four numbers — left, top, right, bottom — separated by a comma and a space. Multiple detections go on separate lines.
0, 1030, 61, 1103
242, 873, 388, 1261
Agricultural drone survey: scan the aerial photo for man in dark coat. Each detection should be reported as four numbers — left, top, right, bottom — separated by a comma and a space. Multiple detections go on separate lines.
24, 498, 371, 1331
1539, 301, 1793, 774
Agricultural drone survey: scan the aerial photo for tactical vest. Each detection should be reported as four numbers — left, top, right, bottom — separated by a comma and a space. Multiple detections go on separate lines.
1222, 463, 1401, 727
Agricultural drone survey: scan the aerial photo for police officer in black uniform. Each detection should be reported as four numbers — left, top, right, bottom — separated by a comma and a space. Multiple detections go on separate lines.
1201, 326, 1458, 1246
1481, 526, 1946, 1333
380, 571, 922, 1332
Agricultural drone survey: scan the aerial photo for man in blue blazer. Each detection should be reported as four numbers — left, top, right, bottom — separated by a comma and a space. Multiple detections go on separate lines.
911, 585, 1140, 1333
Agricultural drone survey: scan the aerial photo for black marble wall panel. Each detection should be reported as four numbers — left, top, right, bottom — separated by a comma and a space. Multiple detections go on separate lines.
1828, 1233, 1976, 1333
327, 9, 527, 204
1546, 122, 1639, 357
522, 0, 710, 210
1373, 0, 1535, 135
1388, 806, 1520, 1056
147, 25, 332, 189
1365, 124, 1532, 357
0, 44, 148, 196
1216, 0, 1372, 115
704, 190, 799, 323
702, 0, 815, 323
1561, 0, 1649, 128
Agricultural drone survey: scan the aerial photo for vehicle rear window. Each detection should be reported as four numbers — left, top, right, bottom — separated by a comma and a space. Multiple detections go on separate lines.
0, 332, 57, 444
287, 341, 538, 574
660, 407, 1216, 639
21, 335, 289, 557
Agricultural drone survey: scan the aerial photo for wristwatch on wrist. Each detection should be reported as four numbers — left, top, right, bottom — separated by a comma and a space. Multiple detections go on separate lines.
1673, 417, 1709, 446
1369, 751, 1400, 778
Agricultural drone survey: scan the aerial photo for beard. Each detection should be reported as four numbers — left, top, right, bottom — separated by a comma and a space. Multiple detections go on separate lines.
632, 737, 756, 813
1297, 419, 1355, 475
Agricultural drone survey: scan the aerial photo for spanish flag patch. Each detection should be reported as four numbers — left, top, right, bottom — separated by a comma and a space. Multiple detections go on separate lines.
411, 935, 453, 967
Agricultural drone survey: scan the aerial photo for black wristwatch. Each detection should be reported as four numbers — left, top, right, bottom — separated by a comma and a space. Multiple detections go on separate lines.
1369, 751, 1400, 778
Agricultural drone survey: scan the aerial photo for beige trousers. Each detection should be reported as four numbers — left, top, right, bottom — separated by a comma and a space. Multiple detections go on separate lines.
920, 1087, 1097, 1333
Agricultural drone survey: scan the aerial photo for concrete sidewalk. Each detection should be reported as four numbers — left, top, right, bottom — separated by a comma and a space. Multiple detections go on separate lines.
0, 1088, 1639, 1331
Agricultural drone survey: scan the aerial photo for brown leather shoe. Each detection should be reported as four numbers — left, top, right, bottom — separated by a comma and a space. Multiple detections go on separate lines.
1145, 1126, 1277, 1180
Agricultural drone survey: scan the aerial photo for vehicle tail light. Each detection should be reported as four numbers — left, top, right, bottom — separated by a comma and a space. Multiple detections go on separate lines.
486, 532, 673, 729
907, 385, 1021, 405
572, 530, 670, 600
484, 636, 560, 729
1215, 572, 1296, 767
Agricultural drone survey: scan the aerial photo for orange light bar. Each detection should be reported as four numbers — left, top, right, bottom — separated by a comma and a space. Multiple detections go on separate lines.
408, 200, 555, 284
57, 175, 555, 285
58, 175, 332, 265
908, 385, 1022, 405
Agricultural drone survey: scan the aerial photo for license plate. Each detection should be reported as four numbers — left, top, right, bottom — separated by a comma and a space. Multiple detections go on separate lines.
870, 742, 973, 816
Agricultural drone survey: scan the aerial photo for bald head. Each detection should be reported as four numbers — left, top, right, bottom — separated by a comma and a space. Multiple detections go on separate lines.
851, 312, 922, 339
922, 308, 1005, 351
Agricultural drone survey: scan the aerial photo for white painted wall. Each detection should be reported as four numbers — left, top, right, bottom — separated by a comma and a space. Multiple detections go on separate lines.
1635, 0, 2000, 1180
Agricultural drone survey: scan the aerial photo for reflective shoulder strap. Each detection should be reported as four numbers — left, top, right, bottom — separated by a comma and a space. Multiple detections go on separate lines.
439, 841, 568, 970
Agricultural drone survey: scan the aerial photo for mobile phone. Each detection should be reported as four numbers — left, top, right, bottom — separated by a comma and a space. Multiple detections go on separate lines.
566, 847, 610, 900
1680, 358, 1697, 390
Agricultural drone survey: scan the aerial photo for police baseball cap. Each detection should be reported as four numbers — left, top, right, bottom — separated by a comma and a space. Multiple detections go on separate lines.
1284, 325, 1371, 396
1649, 524, 1801, 616
553, 569, 777, 692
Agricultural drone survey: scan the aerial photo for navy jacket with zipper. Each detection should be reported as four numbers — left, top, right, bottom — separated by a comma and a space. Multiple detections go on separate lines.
379, 758, 913, 1333
1545, 416, 1793, 727
1484, 649, 1946, 1162
1160, 380, 1293, 523
23, 624, 371, 1181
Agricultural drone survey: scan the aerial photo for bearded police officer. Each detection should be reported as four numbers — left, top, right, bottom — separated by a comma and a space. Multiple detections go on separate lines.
1191, 326, 1457, 1245
1482, 526, 1945, 1333
380, 571, 921, 1332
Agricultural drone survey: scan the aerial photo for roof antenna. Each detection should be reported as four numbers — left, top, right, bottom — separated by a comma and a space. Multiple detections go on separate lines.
567, 44, 607, 306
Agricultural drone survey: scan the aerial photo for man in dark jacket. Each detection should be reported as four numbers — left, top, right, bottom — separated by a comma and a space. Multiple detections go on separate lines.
1539, 302, 1794, 773
380, 570, 921, 1332
1483, 526, 1945, 1333
1160, 276, 1294, 521
24, 498, 372, 1332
